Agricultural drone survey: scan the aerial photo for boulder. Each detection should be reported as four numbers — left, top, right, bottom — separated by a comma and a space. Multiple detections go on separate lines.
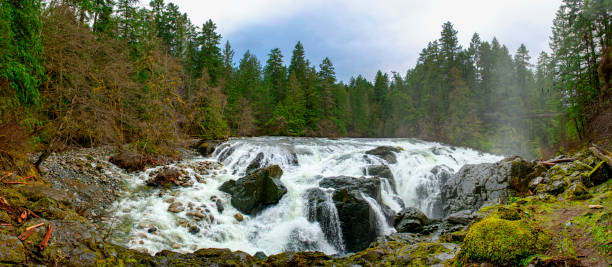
317, 176, 391, 252
0, 234, 26, 263
219, 165, 287, 215
441, 156, 534, 217
365, 146, 401, 164
365, 165, 396, 191
587, 161, 612, 186
192, 140, 224, 157
393, 207, 429, 233
146, 167, 193, 187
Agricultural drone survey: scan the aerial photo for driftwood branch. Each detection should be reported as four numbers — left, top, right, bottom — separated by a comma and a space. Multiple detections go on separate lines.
18, 223, 44, 241
538, 158, 576, 166
39, 224, 53, 250
590, 146, 612, 168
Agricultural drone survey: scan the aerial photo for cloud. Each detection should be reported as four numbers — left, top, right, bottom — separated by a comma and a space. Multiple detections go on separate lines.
162, 0, 562, 81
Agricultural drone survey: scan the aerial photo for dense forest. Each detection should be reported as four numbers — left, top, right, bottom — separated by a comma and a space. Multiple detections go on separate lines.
0, 0, 610, 165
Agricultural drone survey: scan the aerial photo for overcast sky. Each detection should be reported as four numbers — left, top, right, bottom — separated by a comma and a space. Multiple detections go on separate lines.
158, 0, 562, 81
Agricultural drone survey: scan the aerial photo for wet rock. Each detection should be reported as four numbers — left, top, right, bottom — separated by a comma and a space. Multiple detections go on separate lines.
234, 213, 244, 222
246, 152, 265, 174
192, 139, 224, 157
219, 165, 287, 215
215, 199, 224, 214
147, 167, 193, 187
0, 234, 26, 263
365, 146, 401, 164
168, 202, 184, 213
441, 156, 534, 216
393, 207, 429, 233
189, 224, 200, 234
254, 251, 267, 259
147, 226, 157, 233
318, 176, 387, 253
187, 211, 207, 219
172, 243, 181, 249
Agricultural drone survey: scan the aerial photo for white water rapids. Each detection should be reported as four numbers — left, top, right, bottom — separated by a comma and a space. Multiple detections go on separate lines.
109, 137, 502, 256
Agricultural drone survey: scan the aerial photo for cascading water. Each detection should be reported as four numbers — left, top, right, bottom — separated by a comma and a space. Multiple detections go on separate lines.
109, 137, 501, 256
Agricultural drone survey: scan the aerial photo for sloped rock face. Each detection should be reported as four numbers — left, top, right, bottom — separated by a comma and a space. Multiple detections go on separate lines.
219, 165, 287, 215
318, 176, 388, 253
441, 156, 534, 217
365, 146, 401, 164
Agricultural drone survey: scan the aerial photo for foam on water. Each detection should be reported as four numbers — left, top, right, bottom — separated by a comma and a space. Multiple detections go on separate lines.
109, 137, 502, 256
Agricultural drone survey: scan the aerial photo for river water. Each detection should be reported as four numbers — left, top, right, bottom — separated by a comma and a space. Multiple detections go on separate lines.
109, 137, 502, 255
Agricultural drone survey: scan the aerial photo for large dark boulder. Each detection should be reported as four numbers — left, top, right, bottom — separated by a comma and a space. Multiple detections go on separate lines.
365, 146, 401, 164
393, 207, 429, 233
365, 165, 395, 191
219, 165, 287, 215
317, 176, 390, 252
441, 156, 534, 217
192, 140, 225, 157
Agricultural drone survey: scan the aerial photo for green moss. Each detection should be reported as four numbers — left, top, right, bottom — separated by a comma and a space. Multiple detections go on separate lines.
497, 206, 522, 220
570, 211, 612, 255
459, 217, 549, 266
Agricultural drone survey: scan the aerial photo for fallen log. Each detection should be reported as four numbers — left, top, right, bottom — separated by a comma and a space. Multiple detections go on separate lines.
39, 224, 53, 250
588, 204, 604, 209
590, 146, 612, 168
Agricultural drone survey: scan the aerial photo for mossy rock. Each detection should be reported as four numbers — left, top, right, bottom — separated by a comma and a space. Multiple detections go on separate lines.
0, 233, 26, 263
565, 182, 591, 200
459, 217, 549, 266
497, 206, 522, 220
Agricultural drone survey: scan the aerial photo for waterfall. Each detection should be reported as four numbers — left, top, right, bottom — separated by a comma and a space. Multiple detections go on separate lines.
305, 188, 345, 254
360, 192, 396, 236
110, 137, 502, 256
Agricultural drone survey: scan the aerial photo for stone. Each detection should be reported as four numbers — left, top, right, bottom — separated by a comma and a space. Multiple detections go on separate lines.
216, 199, 224, 214
168, 202, 185, 213
365, 146, 401, 164
566, 182, 591, 200
0, 234, 26, 263
172, 243, 181, 249
254, 251, 267, 259
234, 213, 244, 222
147, 167, 192, 187
189, 224, 200, 234
393, 207, 429, 233
147, 226, 157, 233
219, 165, 287, 215
317, 175, 393, 253
441, 156, 534, 216
445, 210, 475, 225
549, 179, 567, 195
192, 140, 223, 157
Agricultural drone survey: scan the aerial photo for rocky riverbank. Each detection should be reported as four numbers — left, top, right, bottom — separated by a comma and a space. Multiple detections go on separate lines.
0, 142, 610, 266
